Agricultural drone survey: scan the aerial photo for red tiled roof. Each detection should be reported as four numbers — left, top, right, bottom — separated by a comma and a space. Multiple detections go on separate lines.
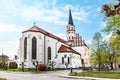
58, 45, 81, 55
23, 26, 67, 44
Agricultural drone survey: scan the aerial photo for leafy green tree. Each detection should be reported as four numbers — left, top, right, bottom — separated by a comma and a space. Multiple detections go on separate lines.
91, 32, 111, 70
0, 55, 9, 63
101, 1, 120, 69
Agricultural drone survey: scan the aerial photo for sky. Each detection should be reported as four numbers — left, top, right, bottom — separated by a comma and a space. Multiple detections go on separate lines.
0, 0, 117, 59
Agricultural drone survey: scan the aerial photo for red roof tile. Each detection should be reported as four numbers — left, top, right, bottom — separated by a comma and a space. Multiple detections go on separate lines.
23, 26, 67, 44
58, 45, 81, 55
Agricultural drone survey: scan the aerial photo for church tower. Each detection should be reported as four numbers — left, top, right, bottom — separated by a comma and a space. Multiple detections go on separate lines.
66, 8, 76, 42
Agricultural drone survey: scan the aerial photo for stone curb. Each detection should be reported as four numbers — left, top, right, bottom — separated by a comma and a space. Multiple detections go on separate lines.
59, 75, 95, 80
59, 75, 120, 80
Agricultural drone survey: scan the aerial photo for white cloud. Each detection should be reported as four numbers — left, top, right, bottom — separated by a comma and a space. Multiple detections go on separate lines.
55, 33, 67, 40
63, 4, 90, 23
52, 0, 56, 7
0, 24, 25, 32
102, 33, 112, 42
73, 9, 89, 22
96, 7, 101, 12
0, 40, 19, 59
85, 39, 92, 45
21, 2, 89, 24
100, 21, 107, 28
21, 6, 66, 25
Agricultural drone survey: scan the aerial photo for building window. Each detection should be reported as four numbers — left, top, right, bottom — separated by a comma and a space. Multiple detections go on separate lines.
81, 59, 84, 66
72, 37, 74, 39
32, 37, 37, 59
64, 55, 67, 58
48, 47, 51, 60
62, 57, 64, 64
24, 37, 27, 61
68, 57, 70, 64
71, 27, 73, 30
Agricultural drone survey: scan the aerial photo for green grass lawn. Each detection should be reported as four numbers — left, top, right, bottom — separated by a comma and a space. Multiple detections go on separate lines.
0, 78, 7, 80
69, 72, 120, 79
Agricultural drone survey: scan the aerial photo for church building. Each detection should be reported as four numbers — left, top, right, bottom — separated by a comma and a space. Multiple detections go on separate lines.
18, 9, 90, 69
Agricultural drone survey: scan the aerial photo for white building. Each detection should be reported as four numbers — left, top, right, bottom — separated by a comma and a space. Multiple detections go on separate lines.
18, 9, 90, 69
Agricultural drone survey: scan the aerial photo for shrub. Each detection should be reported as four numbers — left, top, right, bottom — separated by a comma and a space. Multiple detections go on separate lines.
0, 62, 3, 69
0, 62, 8, 70
9, 62, 17, 70
37, 64, 47, 71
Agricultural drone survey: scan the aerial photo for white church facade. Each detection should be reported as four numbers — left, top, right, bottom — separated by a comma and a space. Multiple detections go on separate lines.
18, 9, 90, 69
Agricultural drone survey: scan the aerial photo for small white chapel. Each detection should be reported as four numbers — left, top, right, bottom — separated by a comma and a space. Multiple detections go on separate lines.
17, 9, 91, 69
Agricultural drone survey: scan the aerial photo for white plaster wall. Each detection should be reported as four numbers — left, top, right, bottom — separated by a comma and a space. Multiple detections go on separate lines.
18, 31, 45, 68
56, 52, 82, 68
72, 46, 91, 67
18, 31, 68, 68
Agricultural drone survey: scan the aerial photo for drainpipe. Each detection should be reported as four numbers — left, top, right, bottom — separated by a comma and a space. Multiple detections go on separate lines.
55, 40, 59, 58
44, 35, 46, 64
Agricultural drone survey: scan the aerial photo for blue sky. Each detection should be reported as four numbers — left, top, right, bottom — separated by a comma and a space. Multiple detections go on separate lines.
0, 0, 115, 59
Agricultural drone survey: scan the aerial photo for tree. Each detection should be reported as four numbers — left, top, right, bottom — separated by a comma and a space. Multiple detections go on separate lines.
48, 60, 56, 70
0, 54, 9, 70
91, 32, 102, 71
91, 32, 110, 70
101, 0, 120, 69
0, 54, 9, 63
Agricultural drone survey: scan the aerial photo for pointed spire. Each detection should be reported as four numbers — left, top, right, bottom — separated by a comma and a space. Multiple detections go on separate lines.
68, 7, 74, 25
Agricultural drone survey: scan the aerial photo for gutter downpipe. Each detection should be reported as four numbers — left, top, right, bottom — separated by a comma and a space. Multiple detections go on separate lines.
55, 40, 59, 58
44, 34, 46, 64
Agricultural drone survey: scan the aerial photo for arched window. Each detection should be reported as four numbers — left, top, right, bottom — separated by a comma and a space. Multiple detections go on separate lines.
71, 27, 73, 30
68, 57, 70, 64
48, 47, 51, 60
69, 37, 70, 40
62, 57, 64, 64
81, 59, 84, 66
24, 37, 27, 61
32, 37, 37, 59
72, 36, 74, 39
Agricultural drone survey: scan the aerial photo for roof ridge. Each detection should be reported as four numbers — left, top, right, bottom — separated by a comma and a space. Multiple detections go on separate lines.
23, 26, 68, 44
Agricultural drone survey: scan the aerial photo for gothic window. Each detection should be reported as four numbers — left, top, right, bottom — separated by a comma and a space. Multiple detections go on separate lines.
62, 57, 64, 64
24, 37, 27, 61
32, 37, 37, 59
48, 47, 51, 60
81, 59, 84, 65
68, 57, 70, 64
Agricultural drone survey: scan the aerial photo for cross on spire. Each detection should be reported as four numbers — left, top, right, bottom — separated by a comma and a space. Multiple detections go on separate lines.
33, 22, 36, 26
